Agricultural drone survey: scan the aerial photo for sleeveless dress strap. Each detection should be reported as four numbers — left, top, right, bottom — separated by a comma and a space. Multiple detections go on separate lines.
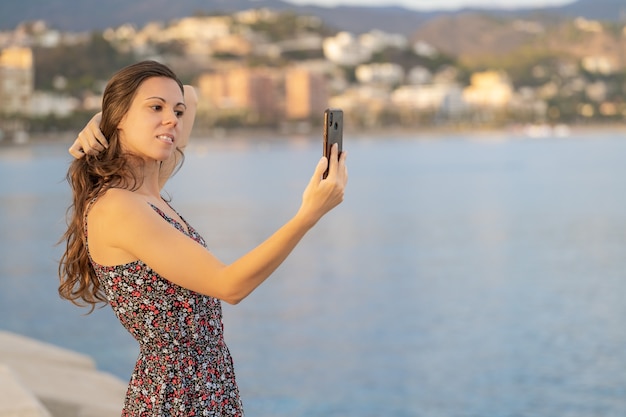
82, 196, 99, 259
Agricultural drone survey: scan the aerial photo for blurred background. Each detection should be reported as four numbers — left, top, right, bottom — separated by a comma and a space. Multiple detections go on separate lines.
1, 1, 626, 416
1, 0, 626, 139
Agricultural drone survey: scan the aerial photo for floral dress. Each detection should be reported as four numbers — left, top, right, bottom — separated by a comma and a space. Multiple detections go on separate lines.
88, 203, 244, 416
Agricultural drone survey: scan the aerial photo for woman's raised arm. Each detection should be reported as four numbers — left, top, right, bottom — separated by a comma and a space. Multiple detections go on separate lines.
89, 143, 347, 305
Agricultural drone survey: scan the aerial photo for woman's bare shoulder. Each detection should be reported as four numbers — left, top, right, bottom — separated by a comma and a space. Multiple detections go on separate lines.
87, 189, 151, 263
89, 188, 146, 221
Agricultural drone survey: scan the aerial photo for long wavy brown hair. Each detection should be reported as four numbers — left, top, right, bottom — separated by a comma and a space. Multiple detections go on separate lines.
58, 60, 185, 311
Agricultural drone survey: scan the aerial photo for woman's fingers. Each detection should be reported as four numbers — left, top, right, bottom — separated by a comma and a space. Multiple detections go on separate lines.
68, 113, 107, 159
68, 139, 85, 158
325, 143, 348, 185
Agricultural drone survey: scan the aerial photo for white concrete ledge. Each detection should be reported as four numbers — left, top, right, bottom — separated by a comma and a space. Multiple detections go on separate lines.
0, 364, 51, 417
0, 332, 94, 370
0, 331, 127, 417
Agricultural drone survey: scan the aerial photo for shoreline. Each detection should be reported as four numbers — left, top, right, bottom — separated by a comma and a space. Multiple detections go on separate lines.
1, 122, 625, 149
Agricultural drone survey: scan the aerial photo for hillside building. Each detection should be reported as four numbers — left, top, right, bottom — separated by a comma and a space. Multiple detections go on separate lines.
0, 46, 33, 115
198, 65, 329, 125
356, 63, 404, 86
323, 32, 372, 66
285, 67, 328, 121
198, 67, 282, 125
463, 71, 513, 108
391, 83, 464, 114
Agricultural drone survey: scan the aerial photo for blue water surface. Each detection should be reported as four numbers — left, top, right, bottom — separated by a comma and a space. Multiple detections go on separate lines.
1, 130, 626, 417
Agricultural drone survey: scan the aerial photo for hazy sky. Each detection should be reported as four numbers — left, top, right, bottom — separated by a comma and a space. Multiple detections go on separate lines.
284, 0, 575, 11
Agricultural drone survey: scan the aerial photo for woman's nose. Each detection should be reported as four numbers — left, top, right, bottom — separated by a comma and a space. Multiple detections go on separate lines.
163, 110, 178, 126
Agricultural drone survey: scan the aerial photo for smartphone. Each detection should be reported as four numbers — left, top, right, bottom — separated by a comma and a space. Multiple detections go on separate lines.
323, 108, 343, 178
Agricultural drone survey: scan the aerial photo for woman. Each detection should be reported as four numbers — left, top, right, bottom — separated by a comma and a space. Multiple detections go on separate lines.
59, 60, 348, 416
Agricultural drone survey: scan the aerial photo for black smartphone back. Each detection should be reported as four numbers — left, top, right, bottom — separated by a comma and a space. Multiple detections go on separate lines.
323, 108, 343, 178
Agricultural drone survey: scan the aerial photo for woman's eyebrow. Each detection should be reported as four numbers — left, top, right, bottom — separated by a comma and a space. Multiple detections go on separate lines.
144, 96, 186, 108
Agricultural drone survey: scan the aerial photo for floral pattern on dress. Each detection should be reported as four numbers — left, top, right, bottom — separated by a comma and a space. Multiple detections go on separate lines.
88, 203, 244, 416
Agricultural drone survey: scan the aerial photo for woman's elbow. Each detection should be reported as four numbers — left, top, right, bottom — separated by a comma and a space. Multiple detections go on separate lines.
219, 287, 249, 305
211, 269, 253, 305
222, 295, 244, 305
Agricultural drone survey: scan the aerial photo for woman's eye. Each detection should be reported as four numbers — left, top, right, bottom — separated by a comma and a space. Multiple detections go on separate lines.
151, 105, 162, 111
175, 110, 185, 117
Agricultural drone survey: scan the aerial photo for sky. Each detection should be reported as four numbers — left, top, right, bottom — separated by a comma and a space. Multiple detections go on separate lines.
284, 0, 575, 11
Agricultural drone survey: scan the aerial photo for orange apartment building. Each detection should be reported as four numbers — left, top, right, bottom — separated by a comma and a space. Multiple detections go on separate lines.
197, 66, 328, 126
198, 67, 282, 125
284, 67, 328, 121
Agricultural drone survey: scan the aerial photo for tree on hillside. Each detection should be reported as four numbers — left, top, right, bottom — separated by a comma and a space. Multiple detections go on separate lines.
33, 32, 135, 94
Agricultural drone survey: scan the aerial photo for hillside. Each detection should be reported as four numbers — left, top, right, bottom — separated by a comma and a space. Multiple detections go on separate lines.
411, 13, 546, 59
412, 12, 626, 69
0, 0, 624, 36
558, 0, 626, 21
1, 0, 439, 34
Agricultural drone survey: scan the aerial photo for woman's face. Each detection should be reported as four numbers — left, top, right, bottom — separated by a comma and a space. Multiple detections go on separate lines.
117, 76, 186, 162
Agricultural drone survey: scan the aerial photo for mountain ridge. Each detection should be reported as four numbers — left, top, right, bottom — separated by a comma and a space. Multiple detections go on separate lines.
1, 0, 624, 36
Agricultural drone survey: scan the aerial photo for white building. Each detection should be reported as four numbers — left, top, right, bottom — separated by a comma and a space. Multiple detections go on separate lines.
323, 30, 409, 67
127, 17, 236, 57
582, 55, 616, 75
413, 41, 438, 58
359, 30, 407, 53
323, 32, 372, 66
355, 63, 404, 85
30, 92, 80, 117
407, 66, 432, 85
391, 83, 464, 113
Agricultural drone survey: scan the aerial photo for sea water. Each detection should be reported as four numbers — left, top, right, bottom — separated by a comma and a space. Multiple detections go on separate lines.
1, 130, 626, 416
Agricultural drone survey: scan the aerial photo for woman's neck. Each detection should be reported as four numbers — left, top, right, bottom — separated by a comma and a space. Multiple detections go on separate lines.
131, 159, 163, 198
